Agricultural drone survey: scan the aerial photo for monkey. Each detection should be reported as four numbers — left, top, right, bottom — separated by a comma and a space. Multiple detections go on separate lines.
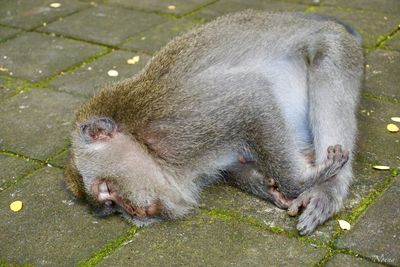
65, 11, 363, 235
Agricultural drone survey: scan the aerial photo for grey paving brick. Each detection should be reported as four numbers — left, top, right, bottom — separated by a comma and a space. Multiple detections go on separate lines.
50, 50, 151, 97
357, 97, 400, 166
107, 0, 213, 15
383, 33, 400, 51
336, 176, 400, 266
0, 26, 20, 42
0, 32, 105, 81
41, 5, 167, 46
0, 89, 85, 161
0, 0, 88, 30
120, 19, 200, 54
320, 0, 400, 15
0, 154, 39, 191
326, 254, 385, 267
190, 0, 308, 21
364, 49, 400, 100
0, 76, 22, 100
308, 7, 399, 48
0, 167, 130, 266
99, 214, 326, 266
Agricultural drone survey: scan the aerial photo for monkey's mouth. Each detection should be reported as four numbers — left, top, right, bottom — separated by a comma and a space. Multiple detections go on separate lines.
92, 179, 161, 218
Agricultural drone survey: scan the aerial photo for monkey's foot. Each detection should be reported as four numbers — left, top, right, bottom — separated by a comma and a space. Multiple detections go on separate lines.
287, 185, 339, 235
80, 117, 117, 142
327, 144, 349, 168
315, 144, 349, 180
266, 178, 293, 209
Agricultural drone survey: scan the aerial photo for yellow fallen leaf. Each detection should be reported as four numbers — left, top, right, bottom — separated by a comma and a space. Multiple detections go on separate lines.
49, 2, 61, 8
10, 200, 23, 212
391, 117, 400, 123
107, 70, 119, 77
0, 66, 8, 72
338, 219, 351, 230
372, 165, 390, 170
167, 5, 176, 10
387, 123, 399, 133
127, 56, 140, 65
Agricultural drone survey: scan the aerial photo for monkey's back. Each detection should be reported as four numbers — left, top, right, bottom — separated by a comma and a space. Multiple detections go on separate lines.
76, 10, 360, 166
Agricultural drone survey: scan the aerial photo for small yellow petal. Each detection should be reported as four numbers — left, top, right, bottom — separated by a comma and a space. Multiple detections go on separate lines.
167, 5, 176, 10
107, 70, 119, 77
10, 200, 23, 212
338, 219, 351, 230
127, 56, 140, 65
49, 3, 61, 8
391, 117, 400, 123
387, 123, 399, 133
372, 165, 390, 170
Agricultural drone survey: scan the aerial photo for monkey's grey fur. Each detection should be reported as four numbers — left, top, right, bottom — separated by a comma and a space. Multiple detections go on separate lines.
66, 11, 363, 235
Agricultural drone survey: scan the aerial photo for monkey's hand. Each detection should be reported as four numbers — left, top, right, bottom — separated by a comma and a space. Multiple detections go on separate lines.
287, 178, 344, 235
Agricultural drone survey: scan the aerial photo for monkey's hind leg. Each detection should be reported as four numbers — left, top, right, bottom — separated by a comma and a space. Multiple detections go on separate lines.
288, 32, 363, 235
230, 144, 349, 210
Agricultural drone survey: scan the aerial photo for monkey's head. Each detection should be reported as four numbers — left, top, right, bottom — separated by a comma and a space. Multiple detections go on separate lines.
65, 117, 178, 226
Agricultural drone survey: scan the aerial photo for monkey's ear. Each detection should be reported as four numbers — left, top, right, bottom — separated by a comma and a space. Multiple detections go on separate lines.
79, 117, 117, 142
65, 156, 86, 199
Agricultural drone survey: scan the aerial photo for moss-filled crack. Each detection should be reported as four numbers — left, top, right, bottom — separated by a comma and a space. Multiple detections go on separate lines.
362, 92, 399, 104
182, 0, 220, 18
28, 5, 93, 33
78, 226, 142, 267
199, 207, 327, 248
39, 48, 113, 84
315, 172, 398, 266
0, 166, 45, 194
0, 25, 25, 45
0, 149, 66, 192
375, 25, 400, 48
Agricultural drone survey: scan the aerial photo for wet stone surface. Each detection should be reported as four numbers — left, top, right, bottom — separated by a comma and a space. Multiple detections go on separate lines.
0, 26, 20, 42
40, 5, 167, 46
364, 49, 400, 100
107, 0, 213, 15
320, 0, 400, 15
0, 0, 88, 30
120, 19, 200, 54
336, 176, 400, 266
98, 214, 327, 266
326, 254, 385, 267
0, 154, 40, 191
0, 32, 105, 81
0, 89, 84, 160
50, 50, 151, 97
190, 0, 307, 21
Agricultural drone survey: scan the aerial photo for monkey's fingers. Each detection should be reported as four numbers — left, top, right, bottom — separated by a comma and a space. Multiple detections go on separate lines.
287, 194, 310, 216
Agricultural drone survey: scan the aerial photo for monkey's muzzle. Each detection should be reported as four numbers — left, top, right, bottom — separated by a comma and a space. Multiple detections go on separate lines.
91, 179, 161, 218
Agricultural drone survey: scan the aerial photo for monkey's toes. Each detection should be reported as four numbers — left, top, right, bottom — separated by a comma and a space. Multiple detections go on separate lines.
327, 144, 349, 166
287, 194, 310, 216
80, 117, 117, 142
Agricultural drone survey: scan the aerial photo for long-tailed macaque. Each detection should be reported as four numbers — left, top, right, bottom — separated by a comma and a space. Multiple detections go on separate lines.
65, 11, 363, 235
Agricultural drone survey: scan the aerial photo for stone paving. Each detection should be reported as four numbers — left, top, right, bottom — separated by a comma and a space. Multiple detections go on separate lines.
0, 0, 399, 266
